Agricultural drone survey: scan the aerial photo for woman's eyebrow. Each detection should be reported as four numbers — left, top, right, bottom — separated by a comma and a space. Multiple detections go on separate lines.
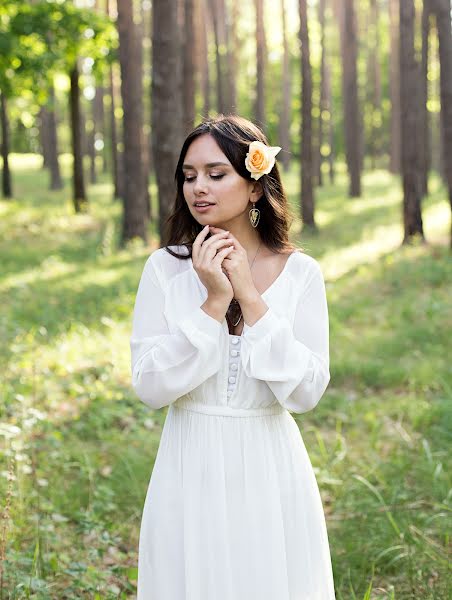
182, 162, 230, 169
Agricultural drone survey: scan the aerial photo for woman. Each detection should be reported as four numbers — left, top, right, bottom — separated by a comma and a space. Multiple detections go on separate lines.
130, 114, 336, 599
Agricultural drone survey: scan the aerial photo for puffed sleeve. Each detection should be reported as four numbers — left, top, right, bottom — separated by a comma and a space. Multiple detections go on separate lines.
130, 254, 223, 409
240, 259, 330, 414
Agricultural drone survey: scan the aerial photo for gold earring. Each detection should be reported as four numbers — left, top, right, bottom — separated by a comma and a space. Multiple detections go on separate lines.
249, 201, 260, 228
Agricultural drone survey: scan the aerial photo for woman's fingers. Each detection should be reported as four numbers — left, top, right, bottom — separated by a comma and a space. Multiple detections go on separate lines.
192, 224, 210, 264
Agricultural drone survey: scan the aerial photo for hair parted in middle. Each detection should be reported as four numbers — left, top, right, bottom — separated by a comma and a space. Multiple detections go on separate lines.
162, 113, 301, 260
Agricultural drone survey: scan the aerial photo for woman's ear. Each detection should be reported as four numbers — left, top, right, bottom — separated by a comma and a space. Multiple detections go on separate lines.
249, 181, 263, 203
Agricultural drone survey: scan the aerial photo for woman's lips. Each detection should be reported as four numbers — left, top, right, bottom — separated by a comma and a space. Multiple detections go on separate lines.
194, 203, 215, 213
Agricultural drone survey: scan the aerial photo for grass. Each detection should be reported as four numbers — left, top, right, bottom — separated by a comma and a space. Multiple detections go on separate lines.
0, 154, 451, 599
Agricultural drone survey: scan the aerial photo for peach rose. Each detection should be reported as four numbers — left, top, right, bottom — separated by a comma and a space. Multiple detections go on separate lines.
245, 140, 282, 180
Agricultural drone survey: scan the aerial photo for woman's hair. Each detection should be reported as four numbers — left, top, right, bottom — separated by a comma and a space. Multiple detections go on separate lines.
162, 114, 300, 260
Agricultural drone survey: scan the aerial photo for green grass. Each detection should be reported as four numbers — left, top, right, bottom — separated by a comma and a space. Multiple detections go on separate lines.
0, 154, 451, 599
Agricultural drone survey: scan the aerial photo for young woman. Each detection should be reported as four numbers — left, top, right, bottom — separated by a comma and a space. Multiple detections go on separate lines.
130, 114, 336, 599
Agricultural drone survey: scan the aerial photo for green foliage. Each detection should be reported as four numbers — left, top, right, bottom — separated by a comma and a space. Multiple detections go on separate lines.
0, 0, 117, 101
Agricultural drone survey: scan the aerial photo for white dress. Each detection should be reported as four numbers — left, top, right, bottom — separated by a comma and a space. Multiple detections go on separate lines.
130, 245, 336, 600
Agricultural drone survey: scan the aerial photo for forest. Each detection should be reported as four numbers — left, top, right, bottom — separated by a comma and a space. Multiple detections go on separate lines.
0, 0, 451, 598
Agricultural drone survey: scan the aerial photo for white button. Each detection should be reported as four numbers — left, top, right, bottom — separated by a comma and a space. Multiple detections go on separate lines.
231, 350, 238, 357
230, 364, 238, 371
228, 376, 236, 383
227, 390, 233, 397
231, 338, 239, 345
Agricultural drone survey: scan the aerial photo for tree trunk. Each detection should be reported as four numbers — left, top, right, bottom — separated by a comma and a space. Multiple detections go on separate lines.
183, 0, 196, 134
0, 91, 12, 198
325, 61, 335, 184
367, 0, 382, 169
389, 0, 401, 173
227, 0, 239, 112
299, 0, 314, 227
152, 0, 183, 244
117, 0, 149, 244
317, 0, 327, 184
278, 0, 291, 172
108, 64, 123, 200
69, 64, 87, 212
254, 0, 266, 127
197, 0, 211, 117
400, 0, 424, 242
338, 0, 362, 197
88, 101, 97, 185
420, 0, 431, 196
39, 106, 51, 169
210, 0, 232, 115
432, 0, 452, 246
46, 85, 63, 190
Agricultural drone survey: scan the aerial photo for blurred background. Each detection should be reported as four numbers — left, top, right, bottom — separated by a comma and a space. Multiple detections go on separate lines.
0, 0, 451, 598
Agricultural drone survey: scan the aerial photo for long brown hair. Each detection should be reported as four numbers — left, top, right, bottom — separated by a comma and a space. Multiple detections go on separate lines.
162, 114, 299, 260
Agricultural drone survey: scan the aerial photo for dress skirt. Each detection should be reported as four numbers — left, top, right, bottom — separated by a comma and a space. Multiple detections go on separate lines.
137, 397, 336, 600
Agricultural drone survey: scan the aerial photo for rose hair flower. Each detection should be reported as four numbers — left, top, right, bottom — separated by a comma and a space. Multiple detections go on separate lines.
244, 140, 282, 180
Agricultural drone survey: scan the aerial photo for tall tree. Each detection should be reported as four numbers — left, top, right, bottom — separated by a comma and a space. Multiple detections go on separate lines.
400, 0, 424, 242
117, 0, 149, 243
389, 0, 401, 173
299, 0, 314, 227
44, 84, 63, 190
69, 63, 87, 211
0, 92, 11, 198
152, 0, 183, 243
227, 0, 239, 112
182, 0, 196, 134
337, 0, 362, 196
367, 0, 382, 169
210, 0, 232, 114
196, 0, 211, 117
317, 0, 327, 183
420, 0, 432, 196
278, 0, 291, 171
432, 0, 452, 246
255, 0, 266, 126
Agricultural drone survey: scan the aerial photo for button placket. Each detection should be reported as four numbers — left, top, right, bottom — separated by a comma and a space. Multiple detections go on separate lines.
226, 335, 241, 402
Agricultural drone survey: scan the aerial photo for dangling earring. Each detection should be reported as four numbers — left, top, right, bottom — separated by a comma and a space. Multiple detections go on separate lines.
249, 201, 260, 228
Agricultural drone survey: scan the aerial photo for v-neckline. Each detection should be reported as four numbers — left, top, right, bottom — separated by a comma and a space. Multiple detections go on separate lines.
189, 249, 298, 299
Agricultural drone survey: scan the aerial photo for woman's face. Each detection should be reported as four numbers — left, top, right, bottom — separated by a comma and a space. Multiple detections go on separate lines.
182, 134, 261, 228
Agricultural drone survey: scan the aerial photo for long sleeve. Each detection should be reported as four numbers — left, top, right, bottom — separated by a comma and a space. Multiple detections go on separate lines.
130, 255, 223, 409
240, 260, 330, 414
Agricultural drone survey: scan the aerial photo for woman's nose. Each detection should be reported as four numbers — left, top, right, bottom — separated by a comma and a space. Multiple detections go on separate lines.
193, 174, 208, 194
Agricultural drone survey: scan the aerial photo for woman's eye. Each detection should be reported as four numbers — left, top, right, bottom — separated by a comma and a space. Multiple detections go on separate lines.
183, 174, 225, 182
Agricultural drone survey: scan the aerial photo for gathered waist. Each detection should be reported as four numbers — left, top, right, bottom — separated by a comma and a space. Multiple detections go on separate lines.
172, 398, 287, 418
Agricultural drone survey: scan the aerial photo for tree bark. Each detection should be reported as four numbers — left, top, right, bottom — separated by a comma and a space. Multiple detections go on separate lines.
317, 0, 327, 184
0, 91, 12, 198
254, 0, 266, 127
420, 0, 431, 196
389, 0, 401, 173
46, 85, 63, 190
183, 0, 196, 134
197, 0, 211, 117
117, 0, 149, 244
152, 0, 184, 243
299, 0, 314, 227
278, 0, 291, 172
367, 0, 382, 169
338, 0, 361, 197
432, 0, 452, 246
69, 64, 87, 212
400, 0, 424, 242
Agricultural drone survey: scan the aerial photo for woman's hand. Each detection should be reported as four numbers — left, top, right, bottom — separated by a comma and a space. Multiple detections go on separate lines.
192, 225, 235, 301
209, 225, 259, 303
